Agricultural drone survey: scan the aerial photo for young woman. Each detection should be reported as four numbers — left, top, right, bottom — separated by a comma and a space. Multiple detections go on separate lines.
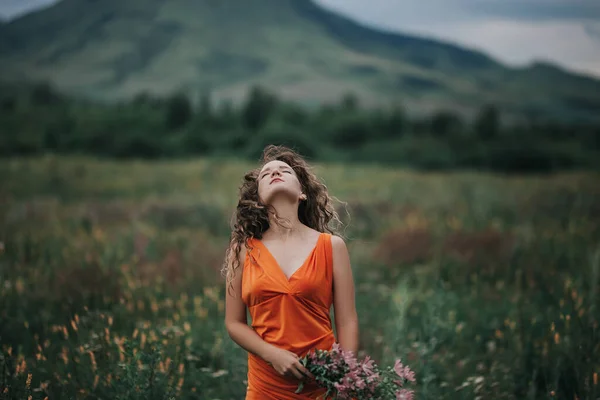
223, 145, 359, 399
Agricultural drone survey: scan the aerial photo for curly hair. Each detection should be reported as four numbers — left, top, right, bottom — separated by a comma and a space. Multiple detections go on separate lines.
221, 145, 344, 296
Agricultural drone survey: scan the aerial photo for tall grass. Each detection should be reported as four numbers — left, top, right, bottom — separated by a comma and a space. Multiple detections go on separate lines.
1, 155, 599, 399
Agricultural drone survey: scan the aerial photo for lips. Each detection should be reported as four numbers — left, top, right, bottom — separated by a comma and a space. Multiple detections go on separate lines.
270, 178, 284, 184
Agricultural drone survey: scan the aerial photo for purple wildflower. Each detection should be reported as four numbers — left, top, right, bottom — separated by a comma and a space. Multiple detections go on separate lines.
297, 343, 416, 399
394, 359, 416, 382
396, 389, 414, 400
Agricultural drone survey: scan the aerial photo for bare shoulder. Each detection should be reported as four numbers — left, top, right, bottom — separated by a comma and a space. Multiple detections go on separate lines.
237, 242, 248, 265
330, 235, 351, 270
227, 241, 248, 287
330, 234, 348, 251
331, 235, 354, 288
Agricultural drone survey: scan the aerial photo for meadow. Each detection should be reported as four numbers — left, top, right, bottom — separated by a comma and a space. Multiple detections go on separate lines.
0, 155, 599, 399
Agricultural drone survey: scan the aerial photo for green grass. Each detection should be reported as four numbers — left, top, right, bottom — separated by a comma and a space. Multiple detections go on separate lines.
1, 155, 599, 399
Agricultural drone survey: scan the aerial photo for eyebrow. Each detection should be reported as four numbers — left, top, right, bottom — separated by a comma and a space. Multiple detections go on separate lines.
259, 165, 292, 175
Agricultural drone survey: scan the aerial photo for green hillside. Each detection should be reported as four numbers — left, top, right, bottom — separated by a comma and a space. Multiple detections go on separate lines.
1, 0, 600, 120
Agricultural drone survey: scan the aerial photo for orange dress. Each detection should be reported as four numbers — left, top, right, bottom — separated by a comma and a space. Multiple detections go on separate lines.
242, 232, 336, 399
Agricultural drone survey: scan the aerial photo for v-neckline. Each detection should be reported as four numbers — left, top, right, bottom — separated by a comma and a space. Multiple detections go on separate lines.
256, 232, 323, 283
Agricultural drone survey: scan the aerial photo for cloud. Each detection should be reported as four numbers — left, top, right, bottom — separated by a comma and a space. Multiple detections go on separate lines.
315, 0, 600, 25
315, 0, 600, 77
469, 0, 600, 21
315, 0, 474, 27
425, 19, 600, 74
0, 0, 57, 20
585, 22, 600, 40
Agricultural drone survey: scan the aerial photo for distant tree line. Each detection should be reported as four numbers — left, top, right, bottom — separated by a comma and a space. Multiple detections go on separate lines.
1, 81, 599, 173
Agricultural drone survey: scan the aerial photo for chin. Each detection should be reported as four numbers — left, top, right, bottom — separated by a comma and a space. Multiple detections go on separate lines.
264, 188, 298, 203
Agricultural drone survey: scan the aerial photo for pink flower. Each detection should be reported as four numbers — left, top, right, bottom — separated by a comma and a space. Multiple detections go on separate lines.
333, 381, 348, 393
343, 351, 358, 369
394, 359, 405, 376
298, 344, 416, 399
313, 358, 325, 366
394, 359, 416, 382
405, 369, 416, 383
345, 359, 357, 371
331, 343, 342, 354
367, 371, 380, 384
396, 388, 414, 400
334, 375, 356, 399
360, 355, 376, 375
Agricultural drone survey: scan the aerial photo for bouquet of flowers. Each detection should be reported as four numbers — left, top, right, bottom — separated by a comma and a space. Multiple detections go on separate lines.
295, 343, 416, 399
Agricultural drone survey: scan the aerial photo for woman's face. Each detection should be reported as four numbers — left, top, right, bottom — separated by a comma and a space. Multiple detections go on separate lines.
257, 160, 304, 205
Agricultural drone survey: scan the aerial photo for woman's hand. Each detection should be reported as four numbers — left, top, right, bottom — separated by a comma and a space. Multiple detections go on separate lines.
264, 347, 314, 380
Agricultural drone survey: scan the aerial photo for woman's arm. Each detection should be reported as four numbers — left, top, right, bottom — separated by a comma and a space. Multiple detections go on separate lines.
332, 236, 359, 354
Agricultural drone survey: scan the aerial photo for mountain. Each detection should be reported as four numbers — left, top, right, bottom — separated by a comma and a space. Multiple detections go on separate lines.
1, 0, 599, 120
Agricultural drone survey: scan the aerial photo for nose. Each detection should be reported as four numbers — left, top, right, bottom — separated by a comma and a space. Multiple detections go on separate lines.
271, 169, 281, 177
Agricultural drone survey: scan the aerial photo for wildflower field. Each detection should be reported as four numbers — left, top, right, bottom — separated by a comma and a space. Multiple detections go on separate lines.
1, 155, 599, 399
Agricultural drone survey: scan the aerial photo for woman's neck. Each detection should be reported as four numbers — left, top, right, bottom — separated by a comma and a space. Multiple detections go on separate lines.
266, 198, 303, 239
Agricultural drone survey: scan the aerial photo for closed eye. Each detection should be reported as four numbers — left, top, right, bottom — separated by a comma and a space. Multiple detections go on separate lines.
261, 169, 292, 178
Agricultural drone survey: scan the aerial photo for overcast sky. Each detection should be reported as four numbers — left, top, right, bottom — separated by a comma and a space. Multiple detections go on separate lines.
1, 0, 599, 77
